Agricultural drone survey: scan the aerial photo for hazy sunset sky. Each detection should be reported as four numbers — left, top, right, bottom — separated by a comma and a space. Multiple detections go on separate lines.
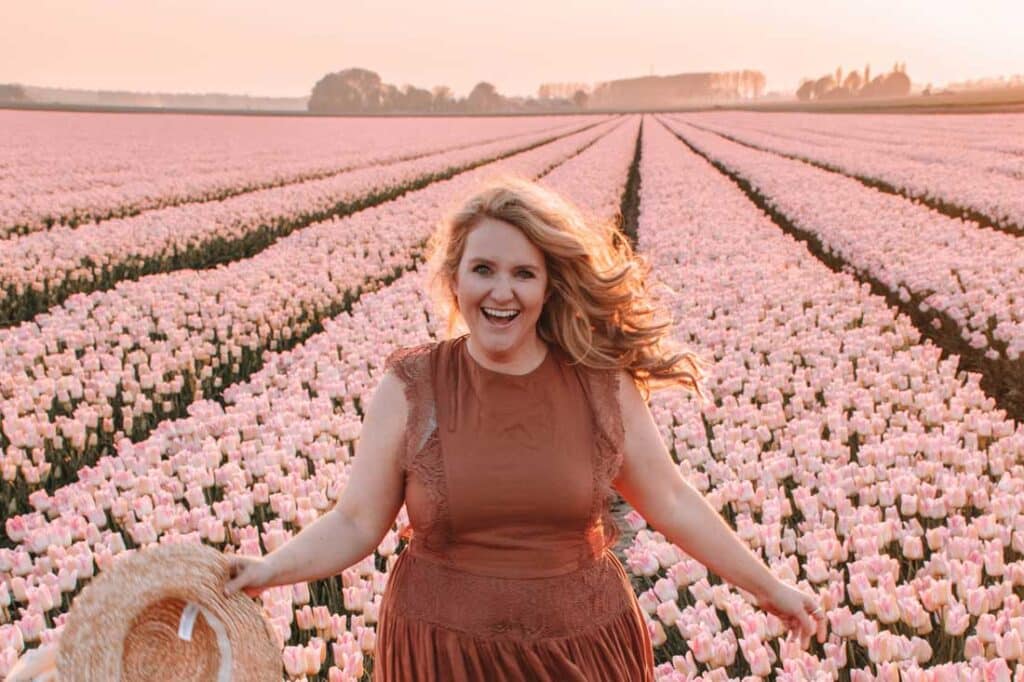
4, 0, 1022, 98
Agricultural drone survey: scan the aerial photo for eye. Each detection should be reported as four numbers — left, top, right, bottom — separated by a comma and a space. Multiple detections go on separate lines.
517, 270, 535, 279
472, 264, 490, 275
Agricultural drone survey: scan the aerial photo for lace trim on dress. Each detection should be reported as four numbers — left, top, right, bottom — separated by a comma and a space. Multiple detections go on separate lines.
583, 367, 625, 557
387, 551, 634, 642
383, 343, 436, 469
383, 342, 451, 556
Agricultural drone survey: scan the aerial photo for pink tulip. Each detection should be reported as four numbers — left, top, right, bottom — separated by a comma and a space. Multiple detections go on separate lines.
312, 605, 331, 631
875, 592, 901, 625
17, 612, 44, 642
357, 627, 375, 654
648, 619, 667, 647
282, 645, 305, 678
746, 642, 772, 677
983, 657, 1012, 682
291, 581, 310, 606
966, 586, 990, 616
5, 517, 27, 544
943, 601, 971, 637
9, 577, 28, 603
637, 590, 659, 616
11, 551, 33, 577
295, 605, 313, 630
902, 535, 924, 560
999, 630, 1024, 661
363, 596, 381, 625
627, 548, 660, 577
303, 642, 322, 675
688, 631, 714, 664
623, 510, 647, 532
655, 599, 682, 627
57, 567, 77, 593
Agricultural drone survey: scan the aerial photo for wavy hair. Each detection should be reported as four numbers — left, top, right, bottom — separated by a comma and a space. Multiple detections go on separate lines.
425, 175, 708, 401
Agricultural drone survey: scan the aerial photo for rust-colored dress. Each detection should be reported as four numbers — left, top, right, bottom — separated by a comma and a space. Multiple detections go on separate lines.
374, 334, 654, 682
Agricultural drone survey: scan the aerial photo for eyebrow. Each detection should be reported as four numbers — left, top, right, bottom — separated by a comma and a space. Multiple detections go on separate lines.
467, 257, 540, 272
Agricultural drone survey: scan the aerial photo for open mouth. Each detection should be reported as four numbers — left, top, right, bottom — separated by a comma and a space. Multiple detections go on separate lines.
481, 307, 520, 324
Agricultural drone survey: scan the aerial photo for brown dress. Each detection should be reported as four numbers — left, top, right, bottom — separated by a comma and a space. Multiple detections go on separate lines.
373, 335, 654, 682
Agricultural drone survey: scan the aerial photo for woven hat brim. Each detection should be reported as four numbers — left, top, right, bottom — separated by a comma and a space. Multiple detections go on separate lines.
56, 542, 281, 681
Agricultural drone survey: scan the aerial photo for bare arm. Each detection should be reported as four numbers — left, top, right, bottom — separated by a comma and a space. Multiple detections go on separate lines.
612, 371, 779, 602
247, 370, 409, 589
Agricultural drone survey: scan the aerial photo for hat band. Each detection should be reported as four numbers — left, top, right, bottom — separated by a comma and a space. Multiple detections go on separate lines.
177, 601, 233, 681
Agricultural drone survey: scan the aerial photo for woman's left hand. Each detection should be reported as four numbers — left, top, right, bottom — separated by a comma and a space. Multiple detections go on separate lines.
756, 579, 824, 648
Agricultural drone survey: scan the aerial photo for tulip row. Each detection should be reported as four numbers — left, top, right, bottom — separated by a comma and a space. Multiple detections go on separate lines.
0, 118, 604, 327
0, 272, 437, 680
677, 111, 1024, 178
0, 110, 591, 237
658, 118, 1024, 415
0, 118, 623, 517
672, 111, 1024, 235
0, 115, 643, 680
625, 118, 1024, 680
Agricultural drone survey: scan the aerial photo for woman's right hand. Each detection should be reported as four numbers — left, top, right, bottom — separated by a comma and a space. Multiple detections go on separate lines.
223, 555, 276, 598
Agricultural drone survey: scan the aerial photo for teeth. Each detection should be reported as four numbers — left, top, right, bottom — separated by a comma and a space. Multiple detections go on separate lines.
483, 307, 519, 319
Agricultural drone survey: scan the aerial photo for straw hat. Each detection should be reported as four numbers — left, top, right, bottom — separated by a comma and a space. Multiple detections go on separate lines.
55, 542, 281, 681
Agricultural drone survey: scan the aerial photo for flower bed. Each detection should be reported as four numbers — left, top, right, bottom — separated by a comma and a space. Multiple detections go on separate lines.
0, 115, 642, 680
630, 118, 1024, 680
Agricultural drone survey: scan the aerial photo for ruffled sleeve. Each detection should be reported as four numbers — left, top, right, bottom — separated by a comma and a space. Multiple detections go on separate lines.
383, 342, 437, 473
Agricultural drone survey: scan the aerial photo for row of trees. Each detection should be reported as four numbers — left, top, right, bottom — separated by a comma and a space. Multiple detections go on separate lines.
796, 63, 912, 101
308, 68, 581, 114
0, 84, 28, 103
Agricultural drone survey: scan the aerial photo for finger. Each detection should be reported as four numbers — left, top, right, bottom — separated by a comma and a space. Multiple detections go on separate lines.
224, 568, 248, 596
798, 610, 815, 638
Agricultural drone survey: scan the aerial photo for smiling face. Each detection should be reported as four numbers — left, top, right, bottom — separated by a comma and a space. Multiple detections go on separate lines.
453, 216, 550, 367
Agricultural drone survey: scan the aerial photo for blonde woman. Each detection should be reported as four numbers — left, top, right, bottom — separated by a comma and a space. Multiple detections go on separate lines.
225, 177, 823, 680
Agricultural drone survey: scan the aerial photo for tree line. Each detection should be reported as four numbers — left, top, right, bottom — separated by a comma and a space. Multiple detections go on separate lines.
307, 68, 583, 114
796, 63, 912, 101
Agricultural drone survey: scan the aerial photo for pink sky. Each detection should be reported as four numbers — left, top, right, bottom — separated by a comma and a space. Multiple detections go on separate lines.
3, 0, 1023, 98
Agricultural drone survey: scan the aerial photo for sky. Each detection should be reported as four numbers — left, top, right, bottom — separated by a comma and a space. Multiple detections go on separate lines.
3, 0, 1023, 98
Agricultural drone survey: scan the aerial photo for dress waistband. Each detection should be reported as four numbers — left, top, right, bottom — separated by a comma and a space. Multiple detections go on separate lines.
384, 548, 635, 642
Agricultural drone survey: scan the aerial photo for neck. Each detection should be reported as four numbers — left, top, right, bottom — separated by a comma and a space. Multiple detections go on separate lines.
465, 334, 548, 375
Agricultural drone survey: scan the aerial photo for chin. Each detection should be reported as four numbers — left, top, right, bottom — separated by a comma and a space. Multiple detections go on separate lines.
471, 318, 536, 355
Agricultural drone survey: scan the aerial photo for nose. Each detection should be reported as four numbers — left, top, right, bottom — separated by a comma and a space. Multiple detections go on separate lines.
489, 274, 515, 302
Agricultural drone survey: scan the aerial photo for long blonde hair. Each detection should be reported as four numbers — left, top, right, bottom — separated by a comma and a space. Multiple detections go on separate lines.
425, 175, 708, 401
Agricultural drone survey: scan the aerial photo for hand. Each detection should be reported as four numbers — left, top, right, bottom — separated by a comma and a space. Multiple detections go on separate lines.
756, 579, 824, 649
223, 554, 276, 598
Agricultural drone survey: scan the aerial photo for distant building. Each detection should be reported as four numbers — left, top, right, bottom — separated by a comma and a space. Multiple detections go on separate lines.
589, 71, 766, 110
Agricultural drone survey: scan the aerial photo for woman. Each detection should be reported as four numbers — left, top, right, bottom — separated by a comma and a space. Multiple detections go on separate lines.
225, 177, 825, 680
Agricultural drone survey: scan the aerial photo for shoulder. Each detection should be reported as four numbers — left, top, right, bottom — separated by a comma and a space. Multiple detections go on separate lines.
375, 341, 440, 443
383, 340, 438, 382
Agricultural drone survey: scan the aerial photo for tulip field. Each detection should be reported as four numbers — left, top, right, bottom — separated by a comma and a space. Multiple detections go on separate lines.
2, 107, 1024, 681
